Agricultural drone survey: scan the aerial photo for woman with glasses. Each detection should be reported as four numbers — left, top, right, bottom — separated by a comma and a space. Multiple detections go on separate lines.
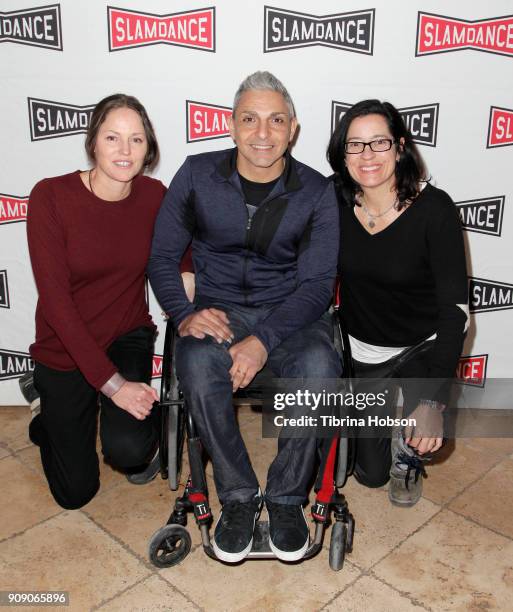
327, 99, 468, 506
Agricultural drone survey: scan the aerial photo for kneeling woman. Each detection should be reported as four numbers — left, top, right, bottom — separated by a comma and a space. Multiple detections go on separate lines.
27, 94, 165, 509
328, 99, 468, 506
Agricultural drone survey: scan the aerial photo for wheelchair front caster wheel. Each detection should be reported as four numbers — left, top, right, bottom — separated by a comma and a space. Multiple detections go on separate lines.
149, 524, 191, 568
329, 521, 347, 571
346, 513, 355, 553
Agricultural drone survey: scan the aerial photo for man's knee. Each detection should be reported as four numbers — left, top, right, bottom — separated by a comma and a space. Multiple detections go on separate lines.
176, 335, 231, 384
285, 341, 342, 378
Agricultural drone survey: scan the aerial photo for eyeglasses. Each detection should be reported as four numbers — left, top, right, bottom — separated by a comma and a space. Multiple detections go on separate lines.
344, 138, 396, 154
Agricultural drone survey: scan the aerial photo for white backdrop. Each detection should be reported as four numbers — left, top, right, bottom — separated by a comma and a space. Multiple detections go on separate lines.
1, 0, 512, 404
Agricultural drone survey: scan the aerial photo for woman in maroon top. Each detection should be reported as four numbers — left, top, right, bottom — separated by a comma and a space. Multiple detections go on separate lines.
27, 94, 166, 509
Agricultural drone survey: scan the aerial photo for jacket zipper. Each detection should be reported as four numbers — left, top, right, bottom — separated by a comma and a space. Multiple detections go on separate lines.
242, 208, 252, 305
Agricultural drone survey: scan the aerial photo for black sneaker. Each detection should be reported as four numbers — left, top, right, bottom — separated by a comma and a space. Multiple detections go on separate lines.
125, 449, 160, 485
19, 372, 39, 404
267, 500, 309, 561
19, 372, 41, 421
212, 493, 262, 563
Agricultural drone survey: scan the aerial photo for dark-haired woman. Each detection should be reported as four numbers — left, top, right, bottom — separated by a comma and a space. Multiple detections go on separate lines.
27, 94, 166, 509
328, 99, 468, 506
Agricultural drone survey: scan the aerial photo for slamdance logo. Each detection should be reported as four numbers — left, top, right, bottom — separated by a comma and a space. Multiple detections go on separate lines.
469, 277, 513, 313
456, 196, 504, 237
152, 354, 163, 378
332, 102, 439, 146
0, 350, 34, 382
455, 355, 488, 387
186, 101, 231, 142
0, 5, 62, 50
487, 107, 513, 148
0, 270, 9, 309
108, 6, 215, 52
28, 98, 94, 141
0, 194, 29, 225
264, 7, 374, 54
416, 13, 513, 57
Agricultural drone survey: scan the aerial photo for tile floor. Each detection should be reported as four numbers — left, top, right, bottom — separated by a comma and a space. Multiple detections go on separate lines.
1, 405, 512, 612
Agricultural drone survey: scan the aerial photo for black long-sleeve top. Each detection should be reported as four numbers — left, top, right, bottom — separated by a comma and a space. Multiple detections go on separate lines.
339, 183, 468, 397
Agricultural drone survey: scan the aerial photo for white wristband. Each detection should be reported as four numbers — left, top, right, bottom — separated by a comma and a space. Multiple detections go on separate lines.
100, 372, 126, 398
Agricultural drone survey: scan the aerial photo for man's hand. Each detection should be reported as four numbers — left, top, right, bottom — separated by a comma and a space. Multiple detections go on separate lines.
178, 308, 233, 343
111, 381, 159, 420
229, 335, 268, 392
404, 401, 444, 455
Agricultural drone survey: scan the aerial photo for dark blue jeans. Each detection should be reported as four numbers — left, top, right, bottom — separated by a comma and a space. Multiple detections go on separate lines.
176, 300, 342, 505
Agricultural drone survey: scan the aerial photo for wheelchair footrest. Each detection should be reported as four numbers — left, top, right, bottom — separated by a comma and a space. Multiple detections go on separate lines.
250, 521, 272, 554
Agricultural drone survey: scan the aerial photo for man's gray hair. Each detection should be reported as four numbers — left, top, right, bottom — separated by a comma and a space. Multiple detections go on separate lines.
233, 71, 296, 118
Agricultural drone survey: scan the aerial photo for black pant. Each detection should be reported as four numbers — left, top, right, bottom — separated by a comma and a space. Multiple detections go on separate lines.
30, 326, 158, 509
352, 340, 436, 488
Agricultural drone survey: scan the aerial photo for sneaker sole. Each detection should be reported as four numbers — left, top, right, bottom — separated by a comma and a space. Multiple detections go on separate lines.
125, 470, 159, 485
269, 536, 309, 562
388, 487, 422, 507
212, 535, 254, 564
125, 452, 160, 485
388, 495, 421, 508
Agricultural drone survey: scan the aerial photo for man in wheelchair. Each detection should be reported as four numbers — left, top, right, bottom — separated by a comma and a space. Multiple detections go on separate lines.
148, 71, 341, 563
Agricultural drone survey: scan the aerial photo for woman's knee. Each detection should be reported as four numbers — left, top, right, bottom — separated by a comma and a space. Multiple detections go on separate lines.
49, 474, 100, 509
353, 465, 390, 488
102, 431, 156, 468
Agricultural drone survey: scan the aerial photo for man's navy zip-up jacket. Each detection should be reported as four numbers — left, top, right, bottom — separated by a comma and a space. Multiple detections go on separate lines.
147, 148, 339, 354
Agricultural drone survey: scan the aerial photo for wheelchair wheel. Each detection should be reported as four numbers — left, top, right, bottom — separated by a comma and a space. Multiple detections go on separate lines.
329, 522, 347, 571
335, 437, 349, 488
346, 513, 355, 553
167, 402, 185, 491
149, 524, 191, 568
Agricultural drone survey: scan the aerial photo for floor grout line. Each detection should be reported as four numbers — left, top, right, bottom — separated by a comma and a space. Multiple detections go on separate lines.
158, 570, 205, 612
360, 446, 511, 575
368, 570, 432, 611
317, 560, 364, 610
422, 446, 509, 509
79, 508, 155, 572
90, 574, 150, 611
0, 508, 64, 545
80, 510, 203, 611
366, 505, 445, 574
443, 506, 513, 543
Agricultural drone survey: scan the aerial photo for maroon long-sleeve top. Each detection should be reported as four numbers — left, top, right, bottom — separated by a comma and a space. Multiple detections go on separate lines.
27, 171, 166, 390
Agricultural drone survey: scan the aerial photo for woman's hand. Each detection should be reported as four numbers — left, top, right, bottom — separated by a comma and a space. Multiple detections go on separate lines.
111, 381, 158, 420
404, 401, 444, 455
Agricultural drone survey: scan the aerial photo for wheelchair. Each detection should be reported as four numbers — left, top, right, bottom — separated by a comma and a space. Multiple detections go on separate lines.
148, 306, 356, 571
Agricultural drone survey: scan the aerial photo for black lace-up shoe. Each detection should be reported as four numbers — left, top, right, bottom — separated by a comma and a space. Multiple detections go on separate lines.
19, 372, 41, 420
266, 500, 309, 561
212, 493, 262, 563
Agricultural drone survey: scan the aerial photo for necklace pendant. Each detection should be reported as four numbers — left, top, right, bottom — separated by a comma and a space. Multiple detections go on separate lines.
368, 219, 375, 228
